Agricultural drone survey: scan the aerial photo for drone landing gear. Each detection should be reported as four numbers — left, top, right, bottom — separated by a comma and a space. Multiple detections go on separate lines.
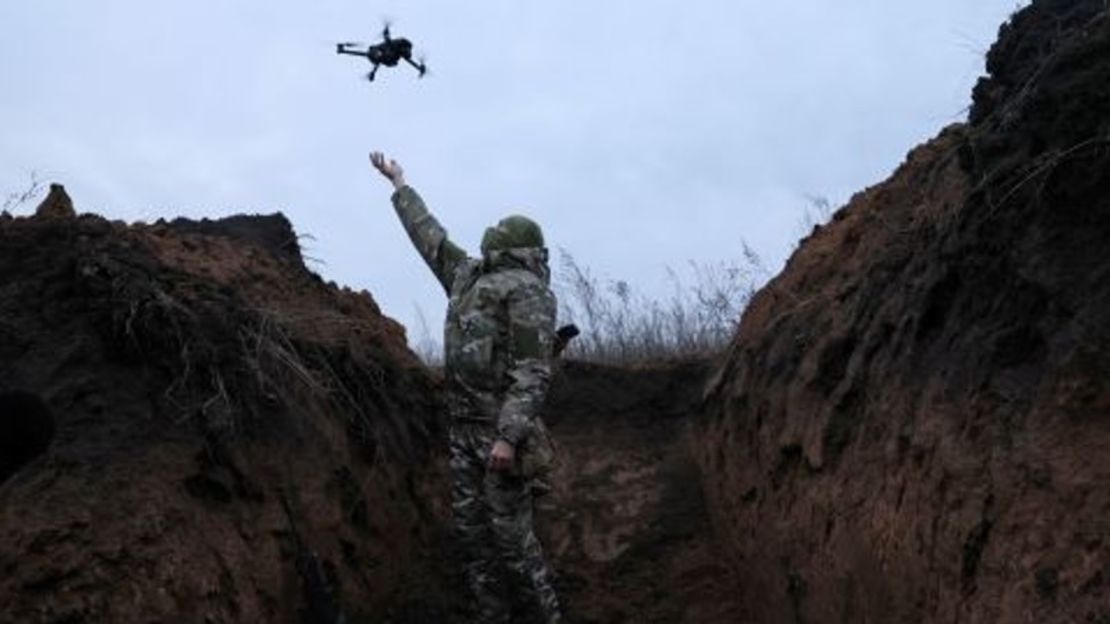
366, 65, 380, 82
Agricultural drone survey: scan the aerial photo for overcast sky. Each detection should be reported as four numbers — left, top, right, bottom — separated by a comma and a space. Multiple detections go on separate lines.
0, 1, 1023, 346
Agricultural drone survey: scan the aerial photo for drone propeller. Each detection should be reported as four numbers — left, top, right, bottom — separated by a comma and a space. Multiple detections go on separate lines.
337, 41, 363, 47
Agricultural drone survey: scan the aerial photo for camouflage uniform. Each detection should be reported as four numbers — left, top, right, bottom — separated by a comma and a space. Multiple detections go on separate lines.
391, 186, 562, 623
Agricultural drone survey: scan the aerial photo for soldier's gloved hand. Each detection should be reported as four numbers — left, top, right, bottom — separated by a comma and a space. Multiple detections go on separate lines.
487, 439, 516, 472
369, 151, 406, 190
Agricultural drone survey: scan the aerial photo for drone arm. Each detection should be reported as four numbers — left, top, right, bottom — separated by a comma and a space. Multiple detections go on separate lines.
403, 57, 427, 76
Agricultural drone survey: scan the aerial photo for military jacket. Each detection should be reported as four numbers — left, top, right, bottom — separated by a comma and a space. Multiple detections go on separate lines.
392, 186, 557, 446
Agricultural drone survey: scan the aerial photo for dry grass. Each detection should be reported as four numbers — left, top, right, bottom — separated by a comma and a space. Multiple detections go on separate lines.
795, 194, 834, 243
554, 246, 770, 364
406, 197, 843, 367
411, 304, 444, 367
409, 246, 770, 366
2, 172, 44, 213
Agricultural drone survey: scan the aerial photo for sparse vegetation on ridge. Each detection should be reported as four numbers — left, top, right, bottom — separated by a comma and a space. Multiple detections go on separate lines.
553, 246, 769, 363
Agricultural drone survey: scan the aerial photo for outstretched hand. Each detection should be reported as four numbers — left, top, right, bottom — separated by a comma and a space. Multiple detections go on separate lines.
370, 151, 406, 190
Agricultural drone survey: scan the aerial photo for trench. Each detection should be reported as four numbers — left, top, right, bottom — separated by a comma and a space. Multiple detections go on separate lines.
384, 359, 748, 624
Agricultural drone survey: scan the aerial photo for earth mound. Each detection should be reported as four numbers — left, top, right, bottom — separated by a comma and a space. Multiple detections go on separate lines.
0, 209, 447, 623
696, 1, 1110, 622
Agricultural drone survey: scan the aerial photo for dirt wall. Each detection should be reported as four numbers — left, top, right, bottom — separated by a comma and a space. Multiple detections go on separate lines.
0, 211, 448, 623
695, 2, 1110, 622
539, 359, 748, 624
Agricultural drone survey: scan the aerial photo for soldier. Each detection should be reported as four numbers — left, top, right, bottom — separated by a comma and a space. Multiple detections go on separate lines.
369, 151, 562, 623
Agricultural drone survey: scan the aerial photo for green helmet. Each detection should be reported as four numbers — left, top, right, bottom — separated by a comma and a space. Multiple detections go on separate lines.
480, 214, 545, 256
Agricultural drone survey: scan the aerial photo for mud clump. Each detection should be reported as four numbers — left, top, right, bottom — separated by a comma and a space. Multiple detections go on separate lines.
696, 1, 1110, 622
165, 213, 305, 267
0, 210, 447, 623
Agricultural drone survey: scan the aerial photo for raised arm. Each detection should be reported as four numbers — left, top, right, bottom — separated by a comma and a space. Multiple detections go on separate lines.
371, 152, 468, 293
496, 280, 557, 448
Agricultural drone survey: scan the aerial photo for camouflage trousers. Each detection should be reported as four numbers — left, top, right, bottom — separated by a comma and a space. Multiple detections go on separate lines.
449, 422, 562, 624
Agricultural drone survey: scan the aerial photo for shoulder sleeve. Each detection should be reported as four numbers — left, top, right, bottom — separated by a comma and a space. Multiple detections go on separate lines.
497, 277, 557, 447
391, 186, 470, 294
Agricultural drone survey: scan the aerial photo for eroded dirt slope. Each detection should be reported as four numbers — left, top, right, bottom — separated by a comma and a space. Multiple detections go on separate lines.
0, 211, 447, 623
697, 2, 1110, 622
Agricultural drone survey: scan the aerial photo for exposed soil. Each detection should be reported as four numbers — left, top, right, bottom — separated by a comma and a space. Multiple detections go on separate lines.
538, 360, 748, 624
0, 211, 449, 623
696, 1, 1110, 622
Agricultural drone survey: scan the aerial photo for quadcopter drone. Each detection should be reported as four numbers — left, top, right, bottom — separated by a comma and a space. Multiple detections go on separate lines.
337, 26, 427, 82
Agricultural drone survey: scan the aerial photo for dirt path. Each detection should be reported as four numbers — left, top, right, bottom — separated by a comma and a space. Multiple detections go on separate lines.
537, 360, 748, 624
